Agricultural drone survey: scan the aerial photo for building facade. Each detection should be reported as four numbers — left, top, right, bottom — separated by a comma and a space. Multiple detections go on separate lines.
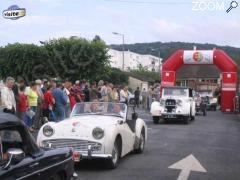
108, 49, 162, 72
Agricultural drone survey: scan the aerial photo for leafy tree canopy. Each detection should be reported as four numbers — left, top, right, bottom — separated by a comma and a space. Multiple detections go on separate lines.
0, 36, 111, 83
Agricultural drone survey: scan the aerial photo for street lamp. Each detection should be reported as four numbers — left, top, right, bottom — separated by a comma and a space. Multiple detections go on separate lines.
113, 32, 125, 70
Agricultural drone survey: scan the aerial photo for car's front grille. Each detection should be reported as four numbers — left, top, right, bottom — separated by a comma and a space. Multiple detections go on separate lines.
165, 99, 176, 112
165, 99, 176, 106
42, 139, 102, 152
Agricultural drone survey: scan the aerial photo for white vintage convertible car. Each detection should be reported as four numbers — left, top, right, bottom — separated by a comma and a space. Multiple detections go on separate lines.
150, 86, 196, 124
37, 102, 147, 169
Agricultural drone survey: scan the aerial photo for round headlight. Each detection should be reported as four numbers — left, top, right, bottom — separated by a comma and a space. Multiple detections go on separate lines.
160, 99, 165, 106
92, 127, 104, 139
43, 125, 54, 137
176, 99, 182, 106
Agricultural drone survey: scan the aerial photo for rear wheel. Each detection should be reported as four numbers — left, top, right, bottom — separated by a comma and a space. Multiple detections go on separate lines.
135, 130, 145, 154
107, 140, 120, 169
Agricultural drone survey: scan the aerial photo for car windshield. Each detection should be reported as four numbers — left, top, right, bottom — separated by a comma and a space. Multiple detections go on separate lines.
163, 88, 188, 97
70, 102, 127, 119
198, 91, 213, 97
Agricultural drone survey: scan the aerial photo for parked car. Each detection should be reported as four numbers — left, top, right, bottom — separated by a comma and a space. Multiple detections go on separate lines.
37, 102, 147, 169
0, 113, 75, 180
194, 94, 207, 116
150, 86, 196, 124
198, 90, 217, 111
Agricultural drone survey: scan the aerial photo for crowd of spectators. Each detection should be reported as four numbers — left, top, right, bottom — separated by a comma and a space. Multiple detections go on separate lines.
0, 77, 160, 132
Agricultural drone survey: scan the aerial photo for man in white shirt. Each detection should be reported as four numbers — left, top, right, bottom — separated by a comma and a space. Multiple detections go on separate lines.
120, 86, 129, 104
1, 77, 16, 114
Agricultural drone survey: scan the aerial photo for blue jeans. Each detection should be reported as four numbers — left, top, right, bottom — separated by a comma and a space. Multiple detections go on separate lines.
26, 106, 37, 127
54, 105, 66, 121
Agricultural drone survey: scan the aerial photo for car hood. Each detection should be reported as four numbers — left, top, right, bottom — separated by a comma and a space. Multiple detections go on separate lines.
47, 115, 122, 139
161, 96, 189, 100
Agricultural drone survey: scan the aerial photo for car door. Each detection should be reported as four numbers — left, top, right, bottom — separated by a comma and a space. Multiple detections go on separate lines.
120, 122, 135, 155
120, 108, 136, 155
0, 128, 40, 180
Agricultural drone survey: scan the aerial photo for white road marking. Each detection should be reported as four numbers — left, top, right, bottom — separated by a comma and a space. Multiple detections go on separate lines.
168, 154, 207, 180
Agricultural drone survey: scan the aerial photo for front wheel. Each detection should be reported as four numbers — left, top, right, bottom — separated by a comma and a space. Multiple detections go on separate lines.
135, 131, 145, 154
106, 141, 120, 169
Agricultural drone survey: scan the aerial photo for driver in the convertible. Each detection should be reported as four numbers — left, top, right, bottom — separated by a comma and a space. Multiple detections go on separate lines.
90, 101, 100, 113
112, 104, 125, 118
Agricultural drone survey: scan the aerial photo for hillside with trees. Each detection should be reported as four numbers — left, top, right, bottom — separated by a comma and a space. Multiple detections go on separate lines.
110, 42, 240, 64
110, 42, 240, 78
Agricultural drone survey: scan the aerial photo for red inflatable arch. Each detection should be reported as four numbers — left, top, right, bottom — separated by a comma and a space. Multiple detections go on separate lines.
161, 49, 238, 112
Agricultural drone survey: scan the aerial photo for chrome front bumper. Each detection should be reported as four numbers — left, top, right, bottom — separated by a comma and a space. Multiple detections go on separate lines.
80, 145, 112, 159
161, 113, 189, 119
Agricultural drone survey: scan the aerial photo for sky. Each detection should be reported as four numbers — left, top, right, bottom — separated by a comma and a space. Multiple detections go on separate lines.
0, 0, 240, 47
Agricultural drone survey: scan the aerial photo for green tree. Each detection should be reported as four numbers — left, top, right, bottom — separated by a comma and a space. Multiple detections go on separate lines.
0, 36, 111, 82
130, 68, 161, 83
0, 43, 48, 82
99, 68, 128, 85
43, 37, 110, 81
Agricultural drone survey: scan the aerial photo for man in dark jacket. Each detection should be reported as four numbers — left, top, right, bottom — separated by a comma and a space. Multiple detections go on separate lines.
134, 87, 140, 108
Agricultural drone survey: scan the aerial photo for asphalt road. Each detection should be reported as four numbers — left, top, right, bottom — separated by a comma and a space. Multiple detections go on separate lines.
75, 111, 240, 180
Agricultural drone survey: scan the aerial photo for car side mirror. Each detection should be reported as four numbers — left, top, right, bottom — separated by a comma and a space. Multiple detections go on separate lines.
3, 148, 25, 169
132, 113, 138, 120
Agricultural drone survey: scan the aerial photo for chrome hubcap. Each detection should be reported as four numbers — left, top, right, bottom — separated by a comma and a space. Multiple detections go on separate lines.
112, 145, 118, 164
140, 134, 144, 150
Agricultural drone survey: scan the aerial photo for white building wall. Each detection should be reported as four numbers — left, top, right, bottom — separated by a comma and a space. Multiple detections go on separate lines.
108, 49, 162, 72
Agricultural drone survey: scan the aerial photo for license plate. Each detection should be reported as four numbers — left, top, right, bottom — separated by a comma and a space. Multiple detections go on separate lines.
167, 114, 175, 118
73, 152, 81, 162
